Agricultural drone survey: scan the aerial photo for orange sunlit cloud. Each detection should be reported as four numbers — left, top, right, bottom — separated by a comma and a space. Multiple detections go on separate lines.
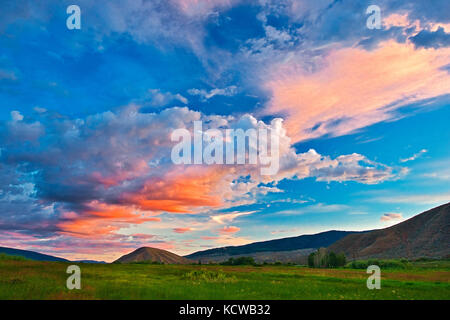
57, 166, 231, 238
120, 165, 228, 213
57, 201, 161, 238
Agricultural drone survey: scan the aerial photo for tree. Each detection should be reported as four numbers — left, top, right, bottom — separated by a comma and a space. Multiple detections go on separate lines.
308, 249, 346, 268
308, 252, 315, 267
328, 252, 338, 268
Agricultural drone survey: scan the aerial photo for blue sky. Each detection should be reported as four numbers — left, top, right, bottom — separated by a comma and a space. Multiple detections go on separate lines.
0, 0, 449, 261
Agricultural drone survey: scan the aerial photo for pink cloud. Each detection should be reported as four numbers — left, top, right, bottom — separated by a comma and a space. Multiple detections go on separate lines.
380, 213, 403, 222
219, 226, 240, 234
264, 40, 450, 143
173, 227, 192, 234
201, 236, 219, 240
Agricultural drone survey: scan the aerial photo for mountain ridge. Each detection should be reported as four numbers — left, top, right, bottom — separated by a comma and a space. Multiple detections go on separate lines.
185, 230, 363, 262
0, 246, 69, 262
328, 202, 450, 260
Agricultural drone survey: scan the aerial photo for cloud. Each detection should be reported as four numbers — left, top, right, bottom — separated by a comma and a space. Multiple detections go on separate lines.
423, 171, 450, 181
273, 203, 350, 216
175, 0, 237, 17
218, 226, 240, 233
270, 228, 300, 235
173, 227, 192, 233
214, 235, 251, 246
3, 0, 446, 260
275, 149, 405, 185
410, 27, 450, 49
211, 211, 255, 224
201, 236, 219, 240
0, 106, 404, 242
188, 86, 237, 101
400, 149, 428, 163
263, 40, 450, 142
146, 89, 188, 106
380, 213, 403, 222
10, 111, 23, 122
130, 233, 156, 240
372, 193, 450, 205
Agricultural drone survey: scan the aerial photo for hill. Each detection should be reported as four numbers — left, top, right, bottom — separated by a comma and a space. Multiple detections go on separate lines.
329, 202, 450, 260
186, 230, 360, 263
114, 247, 193, 264
0, 246, 69, 262
74, 260, 107, 264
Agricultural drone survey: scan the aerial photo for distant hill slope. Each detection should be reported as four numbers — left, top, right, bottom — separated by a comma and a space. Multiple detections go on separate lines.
186, 230, 360, 262
74, 260, 107, 264
0, 246, 69, 262
190, 248, 316, 264
329, 203, 450, 260
114, 247, 193, 264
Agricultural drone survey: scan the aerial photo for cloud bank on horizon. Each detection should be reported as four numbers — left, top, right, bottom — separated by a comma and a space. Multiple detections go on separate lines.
0, 0, 449, 261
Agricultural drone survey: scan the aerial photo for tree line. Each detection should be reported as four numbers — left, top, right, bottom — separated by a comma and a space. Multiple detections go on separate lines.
308, 248, 346, 268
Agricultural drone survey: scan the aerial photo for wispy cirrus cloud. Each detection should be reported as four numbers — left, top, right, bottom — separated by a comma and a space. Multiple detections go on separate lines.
211, 211, 256, 225
400, 149, 428, 163
188, 86, 238, 101
368, 192, 450, 205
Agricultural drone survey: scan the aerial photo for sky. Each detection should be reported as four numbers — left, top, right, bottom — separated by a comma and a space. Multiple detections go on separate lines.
0, 0, 449, 262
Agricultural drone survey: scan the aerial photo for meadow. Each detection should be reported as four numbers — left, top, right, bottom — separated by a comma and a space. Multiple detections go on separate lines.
0, 255, 448, 300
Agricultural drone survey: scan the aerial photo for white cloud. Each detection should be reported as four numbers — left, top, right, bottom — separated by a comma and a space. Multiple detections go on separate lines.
211, 211, 256, 224
10, 111, 23, 122
147, 89, 188, 106
400, 149, 428, 163
188, 86, 237, 101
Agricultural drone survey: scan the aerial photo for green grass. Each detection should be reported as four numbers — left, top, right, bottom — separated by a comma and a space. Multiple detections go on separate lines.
346, 258, 450, 270
0, 258, 448, 300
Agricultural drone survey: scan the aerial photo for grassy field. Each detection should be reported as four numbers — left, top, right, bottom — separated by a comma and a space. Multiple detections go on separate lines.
0, 256, 449, 300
